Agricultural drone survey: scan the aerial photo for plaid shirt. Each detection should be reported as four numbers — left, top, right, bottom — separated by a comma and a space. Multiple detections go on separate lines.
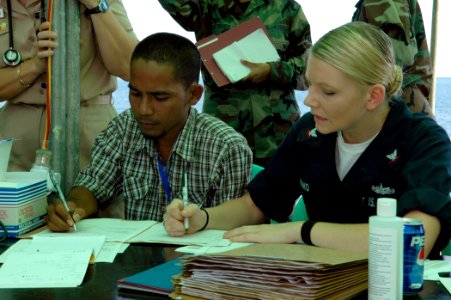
75, 108, 252, 221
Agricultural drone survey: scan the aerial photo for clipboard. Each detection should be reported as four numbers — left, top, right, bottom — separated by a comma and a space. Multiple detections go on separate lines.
195, 16, 274, 87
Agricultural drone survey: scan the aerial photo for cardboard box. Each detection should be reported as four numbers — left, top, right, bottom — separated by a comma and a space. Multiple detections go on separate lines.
0, 196, 48, 237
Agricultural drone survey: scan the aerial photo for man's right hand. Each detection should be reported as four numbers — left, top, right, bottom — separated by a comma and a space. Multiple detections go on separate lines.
45, 199, 84, 232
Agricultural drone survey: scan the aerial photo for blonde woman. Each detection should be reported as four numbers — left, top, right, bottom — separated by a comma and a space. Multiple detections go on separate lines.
164, 22, 451, 259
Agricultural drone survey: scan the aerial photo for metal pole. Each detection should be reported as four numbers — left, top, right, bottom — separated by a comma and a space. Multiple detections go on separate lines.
430, 0, 439, 114
50, 1, 80, 193
65, 2, 80, 192
49, 0, 67, 190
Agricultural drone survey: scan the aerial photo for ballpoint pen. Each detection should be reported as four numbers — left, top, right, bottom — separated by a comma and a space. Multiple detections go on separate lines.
49, 169, 78, 231
182, 168, 189, 230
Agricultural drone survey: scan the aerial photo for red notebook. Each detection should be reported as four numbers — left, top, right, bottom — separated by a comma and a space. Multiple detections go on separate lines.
195, 16, 272, 87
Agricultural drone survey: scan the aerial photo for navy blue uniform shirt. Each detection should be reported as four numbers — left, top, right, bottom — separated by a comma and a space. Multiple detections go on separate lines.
248, 98, 451, 258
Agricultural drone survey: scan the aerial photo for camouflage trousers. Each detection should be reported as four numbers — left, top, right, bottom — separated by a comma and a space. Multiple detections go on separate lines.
202, 87, 300, 164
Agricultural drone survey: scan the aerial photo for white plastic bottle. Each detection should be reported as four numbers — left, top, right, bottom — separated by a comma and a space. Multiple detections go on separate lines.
368, 197, 404, 300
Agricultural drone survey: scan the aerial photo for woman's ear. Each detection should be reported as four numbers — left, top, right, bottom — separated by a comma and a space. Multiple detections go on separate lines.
366, 84, 386, 111
188, 83, 204, 106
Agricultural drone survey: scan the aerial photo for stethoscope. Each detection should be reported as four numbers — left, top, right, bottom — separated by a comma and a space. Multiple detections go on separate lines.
2, 0, 46, 67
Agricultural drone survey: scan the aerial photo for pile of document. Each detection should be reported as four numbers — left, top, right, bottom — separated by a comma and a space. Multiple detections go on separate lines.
0, 172, 49, 237
0, 218, 236, 289
171, 244, 368, 299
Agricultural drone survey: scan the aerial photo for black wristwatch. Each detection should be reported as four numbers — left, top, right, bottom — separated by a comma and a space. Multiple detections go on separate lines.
84, 0, 109, 15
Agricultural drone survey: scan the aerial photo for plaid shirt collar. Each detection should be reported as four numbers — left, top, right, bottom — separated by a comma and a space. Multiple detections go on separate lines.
128, 108, 199, 162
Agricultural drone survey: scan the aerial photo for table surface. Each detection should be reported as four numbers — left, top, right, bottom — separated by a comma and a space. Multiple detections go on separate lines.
0, 238, 449, 300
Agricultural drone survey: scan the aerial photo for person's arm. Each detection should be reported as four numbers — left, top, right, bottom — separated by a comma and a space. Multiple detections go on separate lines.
166, 194, 441, 257
80, 0, 138, 80
45, 186, 98, 232
224, 209, 440, 257
265, 6, 311, 89
0, 22, 57, 99
404, 210, 440, 258
400, 1, 433, 116
45, 113, 129, 231
352, 0, 433, 115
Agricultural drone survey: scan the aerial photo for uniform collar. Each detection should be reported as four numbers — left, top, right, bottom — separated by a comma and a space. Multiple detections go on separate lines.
295, 113, 336, 147
295, 99, 410, 185
296, 97, 408, 147
340, 98, 409, 185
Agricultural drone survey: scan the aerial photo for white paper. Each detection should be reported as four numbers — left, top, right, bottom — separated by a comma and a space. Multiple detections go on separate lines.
36, 218, 157, 242
0, 239, 32, 263
424, 259, 451, 280
439, 277, 451, 295
0, 249, 92, 288
129, 222, 231, 246
31, 234, 106, 261
176, 242, 252, 255
118, 242, 130, 253
213, 41, 250, 83
212, 28, 280, 83
96, 242, 128, 263
1, 236, 125, 264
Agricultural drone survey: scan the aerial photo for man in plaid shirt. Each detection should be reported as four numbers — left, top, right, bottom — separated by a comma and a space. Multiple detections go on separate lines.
45, 33, 252, 231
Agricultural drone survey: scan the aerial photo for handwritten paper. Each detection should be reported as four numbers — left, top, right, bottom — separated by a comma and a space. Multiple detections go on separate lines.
28, 218, 233, 247
96, 242, 129, 263
0, 249, 92, 288
36, 218, 157, 242
0, 239, 31, 263
31, 234, 105, 262
128, 222, 231, 246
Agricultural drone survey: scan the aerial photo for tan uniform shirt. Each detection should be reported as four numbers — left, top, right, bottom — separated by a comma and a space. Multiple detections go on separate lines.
0, 0, 135, 171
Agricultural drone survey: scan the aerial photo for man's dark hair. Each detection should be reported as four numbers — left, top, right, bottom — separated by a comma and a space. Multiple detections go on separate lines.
131, 32, 201, 87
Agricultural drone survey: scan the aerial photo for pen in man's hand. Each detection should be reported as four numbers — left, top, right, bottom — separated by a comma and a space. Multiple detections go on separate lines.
182, 169, 189, 230
49, 170, 78, 231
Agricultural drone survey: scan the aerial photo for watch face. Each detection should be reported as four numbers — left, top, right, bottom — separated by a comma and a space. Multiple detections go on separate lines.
99, 0, 109, 12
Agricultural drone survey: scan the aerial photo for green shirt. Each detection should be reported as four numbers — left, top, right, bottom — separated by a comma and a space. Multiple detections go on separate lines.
352, 0, 433, 114
159, 0, 312, 161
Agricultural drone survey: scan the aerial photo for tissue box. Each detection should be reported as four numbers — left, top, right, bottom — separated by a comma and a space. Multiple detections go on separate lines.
0, 195, 48, 237
0, 172, 50, 237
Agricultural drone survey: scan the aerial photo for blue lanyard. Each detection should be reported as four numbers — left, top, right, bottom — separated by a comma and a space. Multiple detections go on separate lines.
157, 154, 172, 204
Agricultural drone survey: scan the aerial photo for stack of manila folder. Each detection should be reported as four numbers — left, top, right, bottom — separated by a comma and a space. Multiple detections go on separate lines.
170, 243, 368, 299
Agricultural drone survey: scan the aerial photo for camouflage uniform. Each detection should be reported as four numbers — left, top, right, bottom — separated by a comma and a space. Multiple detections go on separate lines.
158, 0, 312, 165
352, 0, 433, 116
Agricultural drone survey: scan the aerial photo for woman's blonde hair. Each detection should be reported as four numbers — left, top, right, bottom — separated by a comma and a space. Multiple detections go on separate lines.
310, 22, 402, 98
